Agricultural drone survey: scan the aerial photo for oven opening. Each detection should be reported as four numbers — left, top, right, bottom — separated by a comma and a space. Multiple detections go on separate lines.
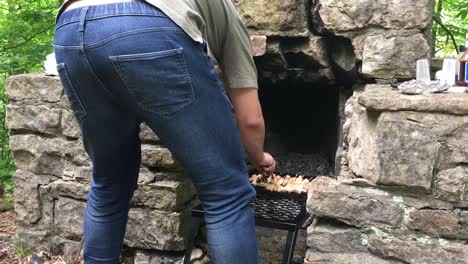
259, 77, 340, 177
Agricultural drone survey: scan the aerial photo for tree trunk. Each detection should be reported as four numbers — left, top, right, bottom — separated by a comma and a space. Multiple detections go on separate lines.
431, 0, 444, 57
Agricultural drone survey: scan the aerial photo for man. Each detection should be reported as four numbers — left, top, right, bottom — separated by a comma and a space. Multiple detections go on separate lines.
54, 0, 275, 263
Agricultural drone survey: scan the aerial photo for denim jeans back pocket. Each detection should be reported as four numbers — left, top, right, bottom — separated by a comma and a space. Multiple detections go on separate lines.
110, 48, 194, 116
56, 63, 87, 122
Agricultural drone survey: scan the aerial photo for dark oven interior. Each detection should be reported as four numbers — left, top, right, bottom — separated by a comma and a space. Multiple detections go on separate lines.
259, 77, 339, 177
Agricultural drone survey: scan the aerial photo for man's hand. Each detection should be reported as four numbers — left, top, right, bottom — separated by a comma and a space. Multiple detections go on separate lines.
254, 152, 276, 174
228, 88, 276, 174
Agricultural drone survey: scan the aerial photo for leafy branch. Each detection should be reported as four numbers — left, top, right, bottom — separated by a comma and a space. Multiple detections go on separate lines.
432, 15, 459, 54
0, 24, 55, 54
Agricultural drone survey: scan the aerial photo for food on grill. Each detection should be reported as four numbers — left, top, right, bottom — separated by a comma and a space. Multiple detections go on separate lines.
249, 173, 310, 194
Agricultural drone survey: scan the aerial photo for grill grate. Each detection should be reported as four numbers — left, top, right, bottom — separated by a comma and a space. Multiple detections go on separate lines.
249, 171, 316, 229
252, 188, 307, 223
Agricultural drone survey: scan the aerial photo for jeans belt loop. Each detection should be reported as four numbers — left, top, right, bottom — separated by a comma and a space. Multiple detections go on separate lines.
78, 6, 89, 33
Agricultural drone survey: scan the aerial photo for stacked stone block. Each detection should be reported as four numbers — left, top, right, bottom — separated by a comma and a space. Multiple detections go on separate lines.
305, 85, 468, 264
6, 73, 196, 263
234, 0, 434, 83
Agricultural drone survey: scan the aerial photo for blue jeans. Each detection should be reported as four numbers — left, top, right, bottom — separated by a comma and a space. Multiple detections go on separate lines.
54, 2, 258, 263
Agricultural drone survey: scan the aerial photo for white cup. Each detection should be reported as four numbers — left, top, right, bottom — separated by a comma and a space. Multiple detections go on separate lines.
441, 59, 456, 86
416, 59, 431, 83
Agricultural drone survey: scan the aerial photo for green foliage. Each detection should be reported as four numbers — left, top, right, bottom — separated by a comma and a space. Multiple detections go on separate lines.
433, 0, 468, 57
1, 190, 13, 212
14, 240, 29, 259
0, 0, 60, 194
0, 0, 60, 75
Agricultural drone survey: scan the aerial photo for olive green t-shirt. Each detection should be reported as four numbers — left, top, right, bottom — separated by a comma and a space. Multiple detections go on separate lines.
57, 0, 258, 89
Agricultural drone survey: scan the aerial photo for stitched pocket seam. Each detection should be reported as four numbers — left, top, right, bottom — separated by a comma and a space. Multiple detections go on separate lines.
109, 48, 194, 116
56, 63, 88, 122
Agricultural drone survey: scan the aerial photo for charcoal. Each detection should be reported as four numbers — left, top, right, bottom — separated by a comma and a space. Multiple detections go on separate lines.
275, 153, 333, 177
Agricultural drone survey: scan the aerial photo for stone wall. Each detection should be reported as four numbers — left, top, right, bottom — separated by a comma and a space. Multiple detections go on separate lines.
6, 0, 438, 263
305, 85, 468, 264
6, 73, 196, 263
235, 0, 434, 83
5, 75, 309, 264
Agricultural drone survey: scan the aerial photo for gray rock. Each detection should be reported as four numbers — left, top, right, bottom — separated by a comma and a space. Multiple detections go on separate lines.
153, 171, 188, 182
62, 109, 81, 139
251, 35, 267, 57
134, 250, 183, 264
329, 38, 358, 82
368, 233, 468, 264
398, 195, 453, 210
234, 0, 308, 37
307, 177, 404, 228
345, 95, 380, 182
139, 123, 159, 143
138, 166, 156, 185
55, 197, 86, 239
189, 248, 204, 262
35, 153, 65, 177
6, 104, 61, 135
16, 228, 52, 253
407, 209, 468, 240
307, 222, 366, 253
10, 134, 90, 175
258, 40, 288, 74
461, 211, 468, 224
315, 0, 433, 33
193, 255, 211, 264
434, 167, 468, 203
13, 170, 56, 225
124, 208, 190, 251
5, 73, 63, 103
282, 34, 330, 68
376, 111, 440, 192
141, 144, 180, 170
358, 85, 468, 115
53, 180, 90, 200
361, 34, 430, 80
437, 124, 468, 171
131, 179, 196, 211
304, 251, 401, 264
51, 237, 81, 264
62, 163, 92, 183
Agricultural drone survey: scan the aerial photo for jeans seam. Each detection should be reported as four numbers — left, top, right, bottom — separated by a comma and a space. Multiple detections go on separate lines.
86, 27, 181, 49
54, 28, 183, 50
81, 47, 115, 105
56, 63, 88, 122
55, 13, 167, 30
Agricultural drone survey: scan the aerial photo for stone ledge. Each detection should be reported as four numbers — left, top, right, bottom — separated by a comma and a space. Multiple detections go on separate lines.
6, 73, 63, 103
407, 209, 468, 240
307, 221, 366, 253
304, 251, 401, 264
358, 85, 468, 115
307, 177, 404, 228
368, 233, 468, 264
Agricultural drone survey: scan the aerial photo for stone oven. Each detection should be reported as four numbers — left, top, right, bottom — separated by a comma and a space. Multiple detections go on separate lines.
8, 0, 462, 264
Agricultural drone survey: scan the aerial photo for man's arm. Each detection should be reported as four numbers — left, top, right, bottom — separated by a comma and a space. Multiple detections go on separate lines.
204, 0, 276, 173
228, 88, 276, 174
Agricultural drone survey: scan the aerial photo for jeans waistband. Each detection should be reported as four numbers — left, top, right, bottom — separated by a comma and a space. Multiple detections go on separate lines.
56, 1, 166, 29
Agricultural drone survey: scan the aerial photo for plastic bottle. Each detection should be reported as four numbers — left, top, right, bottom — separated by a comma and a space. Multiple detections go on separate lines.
456, 34, 468, 86
455, 45, 465, 83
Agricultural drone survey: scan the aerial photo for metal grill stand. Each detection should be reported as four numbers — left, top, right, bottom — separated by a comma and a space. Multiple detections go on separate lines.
184, 188, 307, 264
